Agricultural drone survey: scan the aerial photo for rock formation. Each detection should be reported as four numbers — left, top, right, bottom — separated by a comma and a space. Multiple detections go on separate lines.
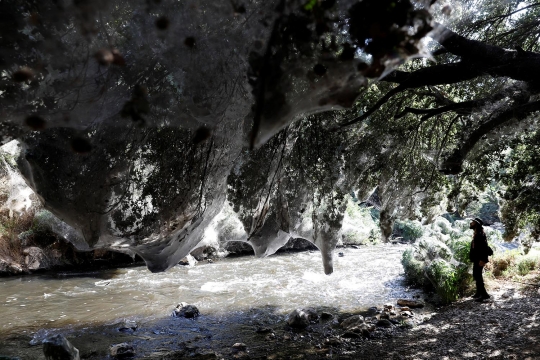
0, 0, 432, 274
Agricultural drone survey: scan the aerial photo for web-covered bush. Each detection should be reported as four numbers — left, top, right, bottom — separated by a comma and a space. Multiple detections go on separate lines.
393, 219, 424, 242
401, 216, 476, 303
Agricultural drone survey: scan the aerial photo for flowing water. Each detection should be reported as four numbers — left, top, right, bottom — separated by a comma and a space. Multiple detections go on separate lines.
0, 244, 421, 340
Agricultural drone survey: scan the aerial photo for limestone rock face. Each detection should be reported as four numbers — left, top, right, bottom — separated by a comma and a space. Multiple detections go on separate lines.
42, 334, 80, 360
1, 0, 431, 274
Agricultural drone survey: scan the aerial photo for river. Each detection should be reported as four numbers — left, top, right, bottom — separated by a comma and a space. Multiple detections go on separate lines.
0, 244, 425, 359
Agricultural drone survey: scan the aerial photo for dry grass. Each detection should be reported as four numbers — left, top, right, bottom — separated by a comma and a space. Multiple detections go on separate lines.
0, 208, 37, 263
485, 249, 540, 279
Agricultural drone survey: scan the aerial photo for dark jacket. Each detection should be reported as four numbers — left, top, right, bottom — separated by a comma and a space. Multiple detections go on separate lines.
469, 231, 490, 263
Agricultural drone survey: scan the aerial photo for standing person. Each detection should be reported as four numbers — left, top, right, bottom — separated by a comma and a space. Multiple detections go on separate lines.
469, 217, 490, 301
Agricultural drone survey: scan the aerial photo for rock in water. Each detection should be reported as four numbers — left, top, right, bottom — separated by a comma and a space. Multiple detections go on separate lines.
118, 320, 138, 332
397, 299, 425, 308
110, 343, 135, 358
43, 334, 80, 360
287, 309, 310, 329
173, 302, 200, 318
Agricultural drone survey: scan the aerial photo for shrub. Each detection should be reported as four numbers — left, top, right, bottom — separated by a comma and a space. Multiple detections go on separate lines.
432, 217, 452, 235
401, 248, 428, 287
426, 258, 468, 304
393, 219, 423, 242
517, 255, 539, 276
342, 229, 366, 245
401, 216, 477, 303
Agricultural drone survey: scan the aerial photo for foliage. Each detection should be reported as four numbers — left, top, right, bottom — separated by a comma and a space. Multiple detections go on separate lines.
401, 216, 482, 303
401, 248, 429, 287
426, 259, 463, 304
393, 219, 423, 242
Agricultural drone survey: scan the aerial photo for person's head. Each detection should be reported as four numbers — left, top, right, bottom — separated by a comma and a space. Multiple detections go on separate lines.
469, 217, 484, 231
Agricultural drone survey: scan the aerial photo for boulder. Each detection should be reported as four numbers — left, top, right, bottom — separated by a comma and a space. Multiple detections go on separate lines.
278, 237, 318, 252
118, 320, 138, 332
110, 343, 135, 358
190, 246, 218, 261
340, 315, 364, 330
320, 312, 333, 320
366, 307, 379, 315
376, 319, 393, 328
23, 247, 48, 271
287, 309, 310, 329
178, 255, 197, 267
223, 241, 254, 255
397, 299, 425, 308
0, 258, 23, 275
173, 302, 200, 318
42, 334, 80, 360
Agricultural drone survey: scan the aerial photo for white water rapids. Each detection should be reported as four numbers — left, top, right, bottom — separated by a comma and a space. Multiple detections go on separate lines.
0, 245, 422, 337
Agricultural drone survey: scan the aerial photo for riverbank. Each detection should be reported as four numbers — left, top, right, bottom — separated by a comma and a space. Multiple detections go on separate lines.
1, 276, 538, 359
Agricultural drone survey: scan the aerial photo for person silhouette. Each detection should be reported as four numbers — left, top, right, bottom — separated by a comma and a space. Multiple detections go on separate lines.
469, 217, 490, 301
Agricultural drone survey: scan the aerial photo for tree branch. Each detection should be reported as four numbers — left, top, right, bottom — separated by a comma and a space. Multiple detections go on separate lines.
441, 100, 540, 174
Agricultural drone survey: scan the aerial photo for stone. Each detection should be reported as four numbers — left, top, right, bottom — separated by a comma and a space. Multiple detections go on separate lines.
42, 334, 80, 360
366, 307, 379, 315
232, 351, 250, 359
397, 299, 425, 308
173, 302, 200, 318
342, 331, 361, 338
178, 255, 197, 267
110, 343, 135, 358
23, 247, 48, 270
287, 309, 310, 329
340, 315, 364, 330
118, 320, 138, 332
0, 258, 23, 275
232, 343, 247, 351
325, 337, 342, 346
320, 312, 333, 320
399, 307, 410, 311
379, 312, 390, 319
401, 319, 415, 329
255, 327, 273, 334
376, 319, 393, 328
